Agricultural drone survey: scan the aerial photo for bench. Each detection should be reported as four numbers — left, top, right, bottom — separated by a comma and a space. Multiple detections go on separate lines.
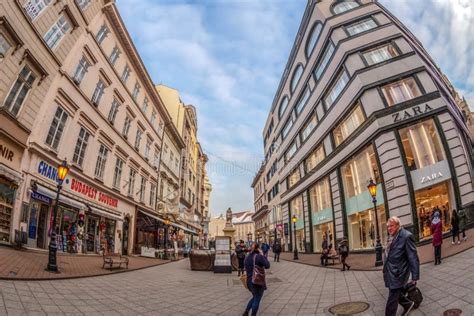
102, 253, 129, 270
327, 252, 341, 265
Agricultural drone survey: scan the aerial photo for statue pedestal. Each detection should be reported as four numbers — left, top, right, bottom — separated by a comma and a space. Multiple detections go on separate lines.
223, 226, 236, 250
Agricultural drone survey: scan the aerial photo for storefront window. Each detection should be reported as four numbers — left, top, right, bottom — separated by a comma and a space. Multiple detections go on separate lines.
105, 218, 116, 253
415, 182, 453, 240
333, 103, 365, 147
341, 145, 387, 250
288, 168, 301, 188
86, 215, 100, 253
305, 145, 325, 172
290, 195, 305, 252
58, 207, 78, 253
399, 119, 445, 170
0, 179, 15, 242
309, 177, 334, 252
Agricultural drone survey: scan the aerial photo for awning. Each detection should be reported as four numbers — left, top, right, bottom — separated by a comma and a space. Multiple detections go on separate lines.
36, 184, 86, 210
0, 164, 23, 184
87, 205, 122, 222
138, 209, 166, 223
171, 222, 197, 235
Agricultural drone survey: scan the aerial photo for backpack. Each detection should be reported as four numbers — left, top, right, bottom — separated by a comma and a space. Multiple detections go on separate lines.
340, 245, 348, 255
404, 283, 423, 309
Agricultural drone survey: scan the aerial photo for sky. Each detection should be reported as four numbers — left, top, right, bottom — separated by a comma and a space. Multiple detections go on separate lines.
116, 0, 474, 217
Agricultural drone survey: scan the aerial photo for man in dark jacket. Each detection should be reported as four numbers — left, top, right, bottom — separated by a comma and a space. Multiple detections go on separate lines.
272, 240, 282, 262
235, 240, 247, 276
383, 216, 420, 316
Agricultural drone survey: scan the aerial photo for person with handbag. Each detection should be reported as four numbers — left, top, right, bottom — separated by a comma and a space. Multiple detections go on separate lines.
243, 242, 270, 316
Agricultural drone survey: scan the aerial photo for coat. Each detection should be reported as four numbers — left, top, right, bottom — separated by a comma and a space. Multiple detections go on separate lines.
272, 243, 282, 254
430, 221, 443, 246
383, 228, 420, 290
458, 209, 468, 231
244, 252, 270, 290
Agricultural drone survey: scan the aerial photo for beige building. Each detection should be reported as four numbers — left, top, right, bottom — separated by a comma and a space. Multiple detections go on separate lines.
0, 0, 211, 256
232, 211, 255, 244
260, 0, 473, 254
208, 213, 226, 242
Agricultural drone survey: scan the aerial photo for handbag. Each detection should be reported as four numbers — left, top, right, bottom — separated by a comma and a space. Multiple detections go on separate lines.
404, 283, 423, 309
239, 273, 248, 289
252, 254, 266, 286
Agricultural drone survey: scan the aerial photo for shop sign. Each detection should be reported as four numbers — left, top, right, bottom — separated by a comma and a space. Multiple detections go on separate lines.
411, 160, 451, 191
31, 191, 52, 204
0, 137, 22, 170
392, 104, 433, 123
37, 160, 118, 208
141, 246, 156, 258
276, 224, 283, 231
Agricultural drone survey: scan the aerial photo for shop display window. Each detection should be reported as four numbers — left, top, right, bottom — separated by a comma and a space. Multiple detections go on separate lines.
58, 207, 78, 253
347, 206, 387, 250
86, 216, 99, 253
104, 218, 116, 253
0, 179, 15, 242
399, 119, 445, 170
295, 229, 305, 252
313, 222, 334, 252
415, 181, 453, 240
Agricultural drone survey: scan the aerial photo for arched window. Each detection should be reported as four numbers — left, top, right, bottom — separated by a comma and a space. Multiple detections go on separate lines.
305, 22, 322, 57
290, 64, 303, 93
278, 96, 289, 118
333, 1, 359, 15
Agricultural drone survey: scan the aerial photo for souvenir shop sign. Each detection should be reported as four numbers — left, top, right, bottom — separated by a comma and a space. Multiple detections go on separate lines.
0, 135, 22, 170
37, 160, 118, 208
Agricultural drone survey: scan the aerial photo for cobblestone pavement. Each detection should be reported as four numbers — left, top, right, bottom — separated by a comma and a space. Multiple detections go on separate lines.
0, 247, 173, 280
0, 248, 473, 315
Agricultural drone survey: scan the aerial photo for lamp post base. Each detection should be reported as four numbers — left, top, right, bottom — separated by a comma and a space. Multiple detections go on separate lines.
293, 249, 299, 260
375, 243, 383, 267
46, 240, 59, 273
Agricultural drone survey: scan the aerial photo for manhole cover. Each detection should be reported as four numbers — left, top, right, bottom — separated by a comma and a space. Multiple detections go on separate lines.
328, 302, 370, 315
444, 309, 462, 316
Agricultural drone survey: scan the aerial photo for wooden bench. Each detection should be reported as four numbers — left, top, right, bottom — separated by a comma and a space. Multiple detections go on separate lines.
327, 251, 341, 265
102, 253, 129, 270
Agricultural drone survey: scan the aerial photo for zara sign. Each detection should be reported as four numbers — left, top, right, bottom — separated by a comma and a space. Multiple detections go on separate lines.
411, 160, 451, 191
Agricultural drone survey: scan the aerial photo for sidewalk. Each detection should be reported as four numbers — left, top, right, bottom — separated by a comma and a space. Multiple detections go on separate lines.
277, 228, 474, 270
0, 246, 175, 280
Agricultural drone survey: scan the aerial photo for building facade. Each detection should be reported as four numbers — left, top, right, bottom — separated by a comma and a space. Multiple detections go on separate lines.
233, 211, 255, 244
0, 0, 210, 256
260, 0, 474, 254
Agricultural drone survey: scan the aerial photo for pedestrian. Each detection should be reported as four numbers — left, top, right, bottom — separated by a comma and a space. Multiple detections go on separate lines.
173, 238, 179, 261
261, 242, 270, 258
236, 240, 247, 276
338, 238, 350, 271
243, 242, 270, 316
320, 234, 329, 266
451, 209, 461, 245
430, 212, 443, 265
458, 208, 468, 241
383, 216, 420, 316
272, 240, 282, 262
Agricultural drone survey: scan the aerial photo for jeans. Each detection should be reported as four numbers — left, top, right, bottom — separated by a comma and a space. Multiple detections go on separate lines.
385, 287, 413, 316
246, 283, 265, 316
274, 253, 280, 262
434, 245, 441, 263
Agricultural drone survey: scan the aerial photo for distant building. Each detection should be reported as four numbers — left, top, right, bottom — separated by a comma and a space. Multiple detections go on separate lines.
232, 211, 255, 244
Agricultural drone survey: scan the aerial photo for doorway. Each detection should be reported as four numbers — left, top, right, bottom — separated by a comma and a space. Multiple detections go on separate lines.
36, 205, 49, 249
122, 217, 129, 256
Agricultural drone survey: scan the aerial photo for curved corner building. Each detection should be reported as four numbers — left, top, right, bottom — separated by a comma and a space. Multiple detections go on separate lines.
262, 0, 474, 254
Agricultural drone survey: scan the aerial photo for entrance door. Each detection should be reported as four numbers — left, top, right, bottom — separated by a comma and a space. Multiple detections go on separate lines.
122, 217, 129, 256
86, 216, 98, 253
36, 205, 48, 249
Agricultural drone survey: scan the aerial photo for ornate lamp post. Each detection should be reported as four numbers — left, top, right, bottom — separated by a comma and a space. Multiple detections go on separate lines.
47, 159, 69, 272
164, 217, 171, 260
367, 178, 383, 267
292, 214, 298, 260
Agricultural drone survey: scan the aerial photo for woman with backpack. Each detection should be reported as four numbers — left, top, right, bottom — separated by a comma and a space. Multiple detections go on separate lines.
338, 238, 351, 271
243, 242, 270, 316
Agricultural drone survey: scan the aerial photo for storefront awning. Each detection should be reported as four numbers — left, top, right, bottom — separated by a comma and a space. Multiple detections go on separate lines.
88, 205, 122, 222
0, 164, 23, 184
36, 184, 86, 210
171, 222, 197, 235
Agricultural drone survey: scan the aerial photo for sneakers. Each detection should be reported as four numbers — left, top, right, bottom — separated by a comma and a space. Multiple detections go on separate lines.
401, 301, 415, 316
347, 265, 351, 270
452, 241, 455, 245
457, 241, 461, 245
463, 236, 468, 241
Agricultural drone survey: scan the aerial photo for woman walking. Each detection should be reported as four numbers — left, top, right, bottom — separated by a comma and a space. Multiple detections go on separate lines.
451, 209, 460, 245
236, 240, 247, 276
338, 238, 351, 271
431, 212, 443, 265
458, 209, 468, 241
243, 242, 270, 316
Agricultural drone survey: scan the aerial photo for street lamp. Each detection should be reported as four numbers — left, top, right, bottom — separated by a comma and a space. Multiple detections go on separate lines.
367, 178, 383, 267
292, 215, 298, 260
164, 217, 170, 260
46, 159, 69, 272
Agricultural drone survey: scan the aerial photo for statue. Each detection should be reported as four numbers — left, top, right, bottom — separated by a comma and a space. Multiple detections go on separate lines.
225, 207, 232, 226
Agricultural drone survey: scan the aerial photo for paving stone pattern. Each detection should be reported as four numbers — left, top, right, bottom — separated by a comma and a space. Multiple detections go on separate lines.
1, 248, 473, 315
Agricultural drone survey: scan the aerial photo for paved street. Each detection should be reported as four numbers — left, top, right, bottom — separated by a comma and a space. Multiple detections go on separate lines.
1, 248, 473, 315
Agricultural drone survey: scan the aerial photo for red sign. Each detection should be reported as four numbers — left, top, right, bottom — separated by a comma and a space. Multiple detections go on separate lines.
70, 179, 118, 208
277, 224, 283, 231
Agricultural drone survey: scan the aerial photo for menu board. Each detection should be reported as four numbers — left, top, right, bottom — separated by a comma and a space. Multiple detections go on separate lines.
215, 238, 230, 251
214, 253, 231, 266
214, 236, 232, 273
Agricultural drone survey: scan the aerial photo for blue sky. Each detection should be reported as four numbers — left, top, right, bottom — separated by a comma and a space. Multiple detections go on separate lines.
116, 0, 473, 216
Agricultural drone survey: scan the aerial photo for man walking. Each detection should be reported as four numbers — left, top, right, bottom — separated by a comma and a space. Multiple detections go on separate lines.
383, 216, 420, 316
272, 240, 282, 262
